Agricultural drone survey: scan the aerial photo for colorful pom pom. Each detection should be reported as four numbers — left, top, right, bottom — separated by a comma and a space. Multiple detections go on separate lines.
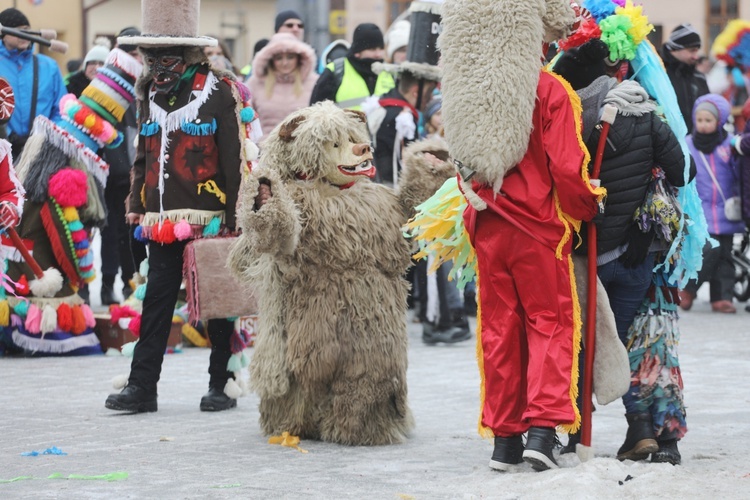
139, 259, 149, 277
0, 300, 9, 327
15, 274, 29, 296
13, 299, 30, 317
173, 219, 193, 240
71, 229, 88, 243
134, 225, 147, 242
25, 304, 42, 334
128, 315, 141, 337
202, 217, 221, 237
71, 306, 87, 335
57, 303, 73, 332
82, 304, 96, 328
40, 305, 58, 335
63, 206, 79, 222
152, 219, 176, 244
134, 283, 147, 301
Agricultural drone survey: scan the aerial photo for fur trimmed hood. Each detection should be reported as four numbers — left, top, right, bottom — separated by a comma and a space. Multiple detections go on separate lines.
440, 0, 574, 189
252, 33, 316, 81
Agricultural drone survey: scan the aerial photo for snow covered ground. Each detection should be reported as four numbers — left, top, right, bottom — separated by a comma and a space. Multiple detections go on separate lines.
0, 277, 748, 499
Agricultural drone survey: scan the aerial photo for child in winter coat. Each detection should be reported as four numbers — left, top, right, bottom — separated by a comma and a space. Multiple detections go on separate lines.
681, 94, 746, 313
246, 33, 318, 139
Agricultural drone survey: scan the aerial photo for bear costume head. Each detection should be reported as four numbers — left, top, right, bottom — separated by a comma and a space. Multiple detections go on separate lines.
262, 101, 375, 187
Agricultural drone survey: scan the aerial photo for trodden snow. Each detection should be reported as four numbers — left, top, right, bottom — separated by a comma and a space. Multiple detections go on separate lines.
0, 284, 747, 499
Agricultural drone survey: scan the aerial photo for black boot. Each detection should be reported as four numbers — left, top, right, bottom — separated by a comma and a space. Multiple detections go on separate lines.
100, 274, 118, 305
651, 428, 681, 465
105, 385, 157, 413
489, 435, 524, 471
560, 431, 580, 455
200, 387, 237, 412
523, 427, 559, 471
651, 439, 681, 465
617, 413, 659, 461
464, 291, 477, 317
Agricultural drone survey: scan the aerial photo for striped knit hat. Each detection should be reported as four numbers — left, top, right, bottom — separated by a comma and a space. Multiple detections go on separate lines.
57, 48, 143, 151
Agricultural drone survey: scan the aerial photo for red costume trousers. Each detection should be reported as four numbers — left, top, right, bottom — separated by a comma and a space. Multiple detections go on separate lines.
474, 210, 578, 437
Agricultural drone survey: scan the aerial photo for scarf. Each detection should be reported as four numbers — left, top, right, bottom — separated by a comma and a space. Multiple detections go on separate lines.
602, 80, 657, 117
578, 76, 617, 143
692, 129, 726, 154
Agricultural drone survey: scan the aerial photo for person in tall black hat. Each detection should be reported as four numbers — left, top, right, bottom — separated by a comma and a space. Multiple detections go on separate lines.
104, 0, 246, 414
309, 23, 395, 109
661, 23, 709, 132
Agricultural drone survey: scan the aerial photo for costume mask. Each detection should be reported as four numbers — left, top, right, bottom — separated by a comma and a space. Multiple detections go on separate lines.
143, 48, 187, 94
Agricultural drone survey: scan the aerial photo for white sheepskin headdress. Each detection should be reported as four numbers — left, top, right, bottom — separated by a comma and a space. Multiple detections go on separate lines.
439, 0, 574, 190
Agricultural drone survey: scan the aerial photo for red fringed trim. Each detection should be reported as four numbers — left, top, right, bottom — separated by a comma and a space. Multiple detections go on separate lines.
40, 202, 82, 287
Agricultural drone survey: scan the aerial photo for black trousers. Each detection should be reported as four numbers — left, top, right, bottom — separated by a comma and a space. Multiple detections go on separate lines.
101, 180, 136, 284
684, 233, 735, 302
128, 240, 234, 393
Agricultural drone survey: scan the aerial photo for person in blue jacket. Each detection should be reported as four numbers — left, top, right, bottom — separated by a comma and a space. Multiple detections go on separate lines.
0, 8, 67, 159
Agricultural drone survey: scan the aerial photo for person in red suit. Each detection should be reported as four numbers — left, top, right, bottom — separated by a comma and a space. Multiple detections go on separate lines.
462, 70, 605, 472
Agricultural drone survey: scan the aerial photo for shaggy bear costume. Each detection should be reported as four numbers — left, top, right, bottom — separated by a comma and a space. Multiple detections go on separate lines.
229, 102, 429, 445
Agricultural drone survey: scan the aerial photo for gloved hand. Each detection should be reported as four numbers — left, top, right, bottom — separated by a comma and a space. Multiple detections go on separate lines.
0, 201, 19, 230
618, 225, 655, 268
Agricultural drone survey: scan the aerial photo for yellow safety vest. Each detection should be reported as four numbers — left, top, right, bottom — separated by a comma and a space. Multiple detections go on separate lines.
327, 58, 395, 110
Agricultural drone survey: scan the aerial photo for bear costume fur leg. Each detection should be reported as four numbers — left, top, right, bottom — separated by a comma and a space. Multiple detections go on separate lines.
228, 103, 416, 445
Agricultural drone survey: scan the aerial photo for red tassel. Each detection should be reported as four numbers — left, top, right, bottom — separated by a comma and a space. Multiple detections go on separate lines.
71, 305, 87, 335
57, 303, 73, 331
128, 314, 141, 337
15, 275, 29, 296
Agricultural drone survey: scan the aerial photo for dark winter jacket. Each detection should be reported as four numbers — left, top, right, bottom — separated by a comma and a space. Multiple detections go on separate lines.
129, 65, 243, 235
661, 46, 709, 133
64, 70, 90, 98
578, 83, 687, 255
371, 88, 419, 185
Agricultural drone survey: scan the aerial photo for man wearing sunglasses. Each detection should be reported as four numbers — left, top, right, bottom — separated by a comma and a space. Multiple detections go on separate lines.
275, 10, 305, 41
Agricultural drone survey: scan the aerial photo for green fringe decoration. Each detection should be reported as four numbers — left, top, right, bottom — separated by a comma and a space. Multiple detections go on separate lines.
600, 14, 637, 61
14, 300, 30, 318
227, 353, 242, 372
121, 340, 137, 358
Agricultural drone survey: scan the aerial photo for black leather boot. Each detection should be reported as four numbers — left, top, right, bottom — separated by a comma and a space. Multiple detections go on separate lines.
617, 413, 659, 461
100, 274, 118, 305
200, 387, 237, 412
560, 431, 580, 455
651, 428, 681, 465
489, 435, 524, 471
105, 385, 157, 413
523, 427, 559, 471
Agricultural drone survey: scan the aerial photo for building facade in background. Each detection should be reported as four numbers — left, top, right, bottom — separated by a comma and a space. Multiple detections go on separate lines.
1, 0, 749, 72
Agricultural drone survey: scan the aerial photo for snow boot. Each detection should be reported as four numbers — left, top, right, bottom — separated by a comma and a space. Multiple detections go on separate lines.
100, 274, 118, 305
105, 385, 157, 413
200, 387, 237, 412
651, 439, 681, 465
617, 413, 659, 461
489, 435, 524, 471
523, 427, 559, 471
560, 431, 580, 455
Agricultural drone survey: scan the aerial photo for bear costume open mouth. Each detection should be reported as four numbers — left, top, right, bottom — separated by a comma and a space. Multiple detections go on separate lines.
338, 160, 376, 178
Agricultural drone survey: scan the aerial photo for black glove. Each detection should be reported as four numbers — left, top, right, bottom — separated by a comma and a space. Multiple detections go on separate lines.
618, 225, 655, 268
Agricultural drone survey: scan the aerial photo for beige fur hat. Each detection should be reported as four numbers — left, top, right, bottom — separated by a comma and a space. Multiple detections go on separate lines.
117, 0, 217, 48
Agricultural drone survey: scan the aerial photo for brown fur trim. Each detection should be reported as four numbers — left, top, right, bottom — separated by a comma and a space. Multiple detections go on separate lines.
278, 115, 306, 143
